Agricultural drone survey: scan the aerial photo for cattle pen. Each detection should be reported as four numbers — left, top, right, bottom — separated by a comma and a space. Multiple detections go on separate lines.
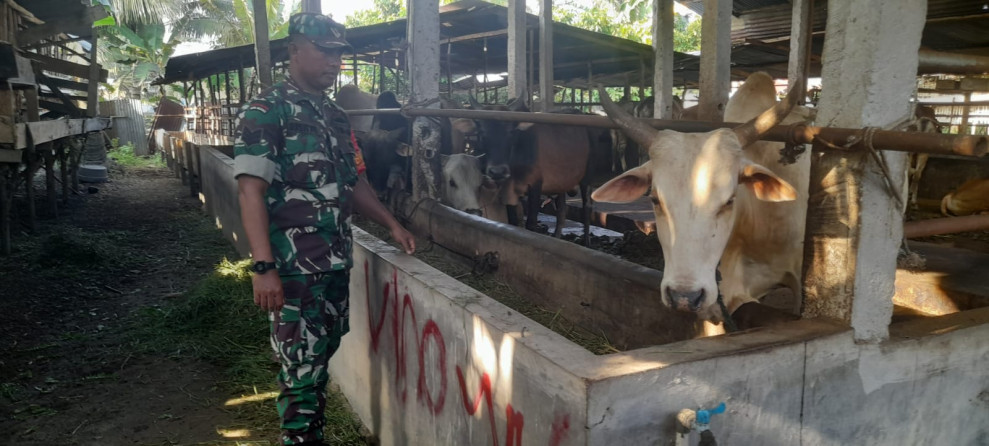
149, 0, 989, 445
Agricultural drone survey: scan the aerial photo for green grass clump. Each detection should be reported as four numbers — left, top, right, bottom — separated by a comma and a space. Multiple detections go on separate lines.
108, 140, 165, 169
131, 258, 369, 444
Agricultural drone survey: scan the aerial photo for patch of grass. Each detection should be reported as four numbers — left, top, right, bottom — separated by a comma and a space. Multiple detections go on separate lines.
107, 139, 164, 169
1, 382, 25, 401
131, 258, 370, 444
35, 227, 129, 269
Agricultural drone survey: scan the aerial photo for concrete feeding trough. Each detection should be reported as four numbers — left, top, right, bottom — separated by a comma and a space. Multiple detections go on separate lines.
190, 145, 989, 445
332, 224, 989, 445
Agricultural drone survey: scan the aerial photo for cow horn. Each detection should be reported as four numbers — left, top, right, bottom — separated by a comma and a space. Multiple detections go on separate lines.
733, 78, 804, 147
468, 95, 482, 110
597, 86, 658, 149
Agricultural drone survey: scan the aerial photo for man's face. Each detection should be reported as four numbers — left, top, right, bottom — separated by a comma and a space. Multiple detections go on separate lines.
290, 36, 345, 91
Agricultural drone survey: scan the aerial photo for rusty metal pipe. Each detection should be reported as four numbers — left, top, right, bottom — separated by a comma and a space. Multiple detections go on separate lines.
904, 214, 989, 239
917, 49, 989, 75
344, 107, 989, 158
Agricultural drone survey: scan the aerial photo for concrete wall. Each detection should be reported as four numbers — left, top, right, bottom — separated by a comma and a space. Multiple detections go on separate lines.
334, 229, 590, 446
197, 147, 249, 256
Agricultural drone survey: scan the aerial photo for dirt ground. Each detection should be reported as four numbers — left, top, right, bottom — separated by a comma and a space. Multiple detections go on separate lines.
0, 166, 300, 445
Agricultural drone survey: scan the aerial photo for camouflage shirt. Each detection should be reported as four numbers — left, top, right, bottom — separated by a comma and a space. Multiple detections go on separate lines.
233, 79, 367, 276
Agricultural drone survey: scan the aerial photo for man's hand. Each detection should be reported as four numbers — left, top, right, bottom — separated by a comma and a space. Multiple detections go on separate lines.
252, 272, 284, 311
390, 223, 416, 255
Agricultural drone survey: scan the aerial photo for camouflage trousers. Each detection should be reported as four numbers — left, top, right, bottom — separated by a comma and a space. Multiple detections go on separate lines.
271, 270, 351, 445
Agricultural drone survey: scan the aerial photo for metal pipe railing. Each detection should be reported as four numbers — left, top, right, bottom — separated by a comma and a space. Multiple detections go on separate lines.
344, 107, 989, 158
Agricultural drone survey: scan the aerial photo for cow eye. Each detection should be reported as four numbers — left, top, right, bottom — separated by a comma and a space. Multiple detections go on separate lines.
449, 179, 457, 188
720, 196, 735, 213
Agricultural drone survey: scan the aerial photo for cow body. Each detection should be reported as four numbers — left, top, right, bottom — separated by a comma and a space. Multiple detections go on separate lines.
470, 101, 594, 237
334, 84, 378, 133
941, 178, 989, 216
593, 72, 811, 321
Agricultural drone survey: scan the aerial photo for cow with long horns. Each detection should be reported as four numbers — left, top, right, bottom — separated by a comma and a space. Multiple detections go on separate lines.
592, 72, 813, 322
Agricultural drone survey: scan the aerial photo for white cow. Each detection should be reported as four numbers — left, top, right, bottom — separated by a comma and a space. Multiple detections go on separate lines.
592, 72, 812, 322
440, 153, 507, 221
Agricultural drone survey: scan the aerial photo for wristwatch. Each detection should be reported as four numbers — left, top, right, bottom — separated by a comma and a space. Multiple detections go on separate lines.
251, 260, 277, 275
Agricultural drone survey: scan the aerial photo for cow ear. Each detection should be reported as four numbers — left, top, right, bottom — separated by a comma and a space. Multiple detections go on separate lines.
739, 161, 796, 202
395, 143, 412, 157
591, 162, 653, 203
452, 118, 476, 135
516, 122, 535, 132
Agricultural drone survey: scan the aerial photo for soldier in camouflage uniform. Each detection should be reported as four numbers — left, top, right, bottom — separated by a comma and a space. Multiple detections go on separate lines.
233, 13, 415, 446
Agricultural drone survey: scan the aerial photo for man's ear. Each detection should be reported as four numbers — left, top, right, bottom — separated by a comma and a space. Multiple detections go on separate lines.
739, 161, 797, 202
591, 161, 653, 203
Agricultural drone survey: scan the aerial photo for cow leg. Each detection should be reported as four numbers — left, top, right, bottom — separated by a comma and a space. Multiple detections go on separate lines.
507, 205, 520, 226
553, 194, 566, 238
526, 181, 543, 232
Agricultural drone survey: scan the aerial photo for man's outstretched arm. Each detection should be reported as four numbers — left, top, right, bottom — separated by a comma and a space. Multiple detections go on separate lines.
352, 178, 416, 255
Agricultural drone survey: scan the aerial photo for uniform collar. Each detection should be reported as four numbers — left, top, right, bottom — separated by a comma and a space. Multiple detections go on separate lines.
283, 77, 327, 106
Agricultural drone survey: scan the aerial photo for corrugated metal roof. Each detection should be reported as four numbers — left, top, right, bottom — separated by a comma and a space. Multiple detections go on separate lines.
159, 0, 702, 87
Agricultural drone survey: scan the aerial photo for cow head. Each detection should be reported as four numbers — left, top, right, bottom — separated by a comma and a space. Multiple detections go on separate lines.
440, 153, 499, 217
592, 77, 800, 320
459, 95, 533, 181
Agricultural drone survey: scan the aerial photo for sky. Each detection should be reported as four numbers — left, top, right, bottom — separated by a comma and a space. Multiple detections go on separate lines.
175, 0, 696, 56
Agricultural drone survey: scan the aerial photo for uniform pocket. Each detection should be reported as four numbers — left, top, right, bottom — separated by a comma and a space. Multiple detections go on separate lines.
282, 119, 336, 189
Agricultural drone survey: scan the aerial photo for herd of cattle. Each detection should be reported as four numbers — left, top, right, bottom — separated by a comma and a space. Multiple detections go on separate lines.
334, 73, 986, 322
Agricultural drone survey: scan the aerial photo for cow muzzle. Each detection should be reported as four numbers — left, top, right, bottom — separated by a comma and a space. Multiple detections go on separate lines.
666, 287, 706, 312
486, 164, 511, 181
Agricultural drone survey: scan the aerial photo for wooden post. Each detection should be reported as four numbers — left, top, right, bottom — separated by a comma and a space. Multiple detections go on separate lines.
1, 165, 9, 255
507, 0, 527, 100
802, 0, 927, 342
539, 0, 554, 112
639, 58, 647, 99
527, 28, 535, 108
87, 32, 99, 117
652, 0, 675, 119
42, 143, 56, 217
58, 142, 69, 205
697, 0, 731, 121
960, 91, 972, 134
237, 67, 246, 103
252, 0, 273, 89
787, 0, 814, 103
301, 0, 320, 13
407, 0, 441, 201
483, 38, 489, 103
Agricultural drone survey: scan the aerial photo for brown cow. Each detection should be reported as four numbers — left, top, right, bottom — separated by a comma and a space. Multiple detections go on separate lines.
941, 178, 989, 216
